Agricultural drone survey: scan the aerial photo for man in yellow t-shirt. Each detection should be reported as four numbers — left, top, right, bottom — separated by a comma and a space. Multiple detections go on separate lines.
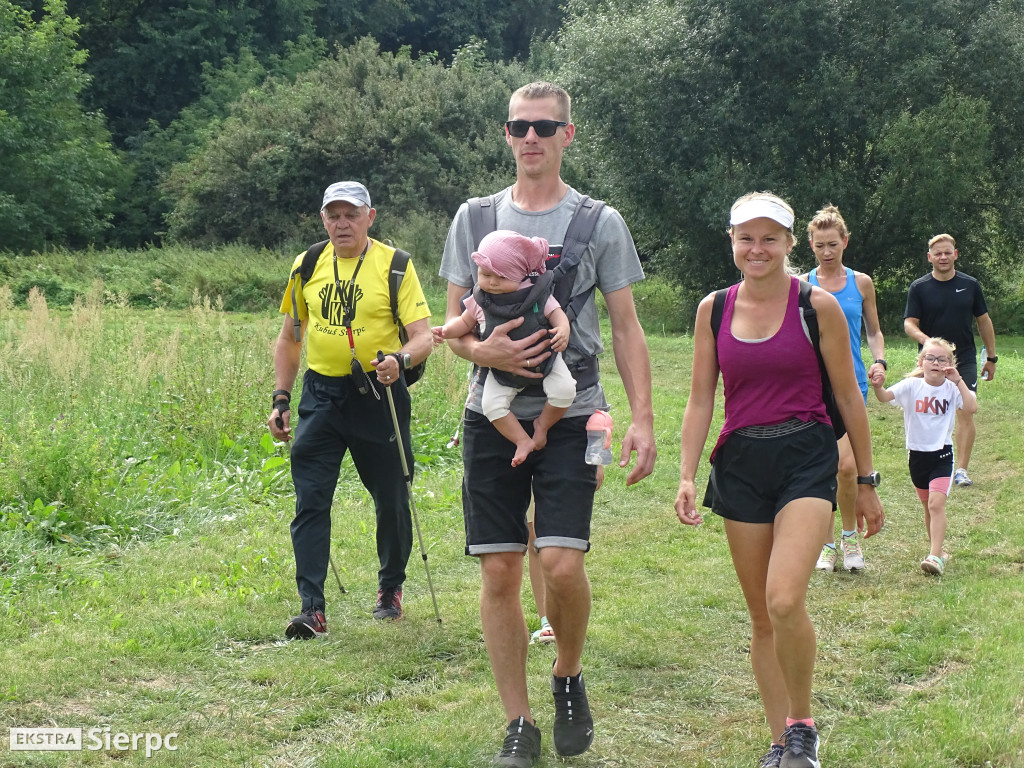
268, 181, 432, 637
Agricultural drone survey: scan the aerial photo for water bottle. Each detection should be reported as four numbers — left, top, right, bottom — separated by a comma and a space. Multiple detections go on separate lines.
585, 410, 613, 465
980, 346, 990, 380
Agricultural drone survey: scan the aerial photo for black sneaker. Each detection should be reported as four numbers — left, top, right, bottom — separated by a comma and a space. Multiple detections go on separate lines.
551, 666, 594, 756
759, 743, 785, 768
493, 717, 541, 768
285, 607, 326, 639
372, 586, 403, 620
780, 723, 821, 768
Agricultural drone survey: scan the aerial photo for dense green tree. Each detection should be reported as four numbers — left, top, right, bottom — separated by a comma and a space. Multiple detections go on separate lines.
0, 0, 120, 252
558, 0, 1024, 322
163, 39, 526, 247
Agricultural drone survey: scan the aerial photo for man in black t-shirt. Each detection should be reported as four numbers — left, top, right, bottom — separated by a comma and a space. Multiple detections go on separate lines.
904, 233, 997, 486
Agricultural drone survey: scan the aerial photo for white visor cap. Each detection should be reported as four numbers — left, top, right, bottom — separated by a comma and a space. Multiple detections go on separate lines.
730, 198, 794, 230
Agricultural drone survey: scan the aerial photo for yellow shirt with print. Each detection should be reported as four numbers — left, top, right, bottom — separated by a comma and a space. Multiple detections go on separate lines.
279, 238, 431, 377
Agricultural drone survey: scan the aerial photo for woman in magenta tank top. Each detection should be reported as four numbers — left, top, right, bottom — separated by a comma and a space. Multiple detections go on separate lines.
674, 192, 885, 768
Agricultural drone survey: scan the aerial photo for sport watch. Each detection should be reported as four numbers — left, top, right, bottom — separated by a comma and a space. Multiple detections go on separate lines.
986, 355, 998, 363
391, 352, 412, 371
857, 471, 882, 487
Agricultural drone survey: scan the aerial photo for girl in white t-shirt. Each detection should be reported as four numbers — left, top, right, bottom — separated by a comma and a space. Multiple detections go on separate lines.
870, 338, 977, 575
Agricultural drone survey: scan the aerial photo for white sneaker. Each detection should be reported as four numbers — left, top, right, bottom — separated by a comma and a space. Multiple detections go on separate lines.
841, 534, 865, 571
815, 544, 838, 572
953, 468, 973, 486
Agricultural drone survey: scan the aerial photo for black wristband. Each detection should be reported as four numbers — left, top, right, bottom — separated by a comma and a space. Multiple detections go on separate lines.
272, 389, 291, 403
986, 356, 998, 363
874, 358, 887, 371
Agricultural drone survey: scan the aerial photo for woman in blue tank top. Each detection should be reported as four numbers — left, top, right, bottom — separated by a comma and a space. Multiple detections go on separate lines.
800, 206, 886, 575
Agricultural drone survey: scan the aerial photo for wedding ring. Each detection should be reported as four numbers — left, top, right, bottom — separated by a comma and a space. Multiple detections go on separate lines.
527, 359, 531, 367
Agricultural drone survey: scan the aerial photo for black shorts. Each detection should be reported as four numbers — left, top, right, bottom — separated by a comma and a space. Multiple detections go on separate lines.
461, 411, 597, 555
703, 420, 838, 524
957, 361, 978, 392
908, 445, 954, 490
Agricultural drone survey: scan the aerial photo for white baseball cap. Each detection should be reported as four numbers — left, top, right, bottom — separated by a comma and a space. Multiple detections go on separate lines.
730, 198, 794, 229
321, 181, 371, 211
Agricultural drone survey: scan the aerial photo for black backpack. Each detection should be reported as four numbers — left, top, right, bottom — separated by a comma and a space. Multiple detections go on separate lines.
709, 280, 846, 439
466, 194, 605, 392
289, 241, 424, 385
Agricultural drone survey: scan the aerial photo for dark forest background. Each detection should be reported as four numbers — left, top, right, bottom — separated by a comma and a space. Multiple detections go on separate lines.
3, 0, 1023, 329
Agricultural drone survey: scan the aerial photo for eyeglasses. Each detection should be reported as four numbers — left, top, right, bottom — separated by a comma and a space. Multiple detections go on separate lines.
923, 354, 950, 364
505, 119, 567, 138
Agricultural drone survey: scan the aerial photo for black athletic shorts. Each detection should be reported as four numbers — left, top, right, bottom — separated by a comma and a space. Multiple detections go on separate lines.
703, 419, 838, 524
908, 445, 954, 490
461, 411, 597, 555
957, 361, 978, 392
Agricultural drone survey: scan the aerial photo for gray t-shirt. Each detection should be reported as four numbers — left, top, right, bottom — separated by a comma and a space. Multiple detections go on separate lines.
439, 186, 645, 419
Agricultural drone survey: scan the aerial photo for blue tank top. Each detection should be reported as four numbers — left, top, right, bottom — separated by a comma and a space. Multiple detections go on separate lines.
809, 267, 867, 397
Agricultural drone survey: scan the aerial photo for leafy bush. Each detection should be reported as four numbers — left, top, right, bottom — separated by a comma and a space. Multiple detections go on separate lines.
164, 39, 527, 248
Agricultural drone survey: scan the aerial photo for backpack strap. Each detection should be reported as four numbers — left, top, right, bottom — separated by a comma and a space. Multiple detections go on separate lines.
388, 248, 411, 328
467, 196, 497, 250
553, 196, 605, 322
290, 239, 330, 342
797, 280, 846, 439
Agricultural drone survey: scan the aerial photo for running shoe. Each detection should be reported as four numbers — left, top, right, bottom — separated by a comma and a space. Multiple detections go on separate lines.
841, 533, 865, 571
759, 743, 785, 768
494, 717, 541, 768
815, 544, 838, 572
285, 607, 327, 639
780, 723, 820, 768
551, 666, 594, 756
953, 468, 973, 486
373, 586, 403, 620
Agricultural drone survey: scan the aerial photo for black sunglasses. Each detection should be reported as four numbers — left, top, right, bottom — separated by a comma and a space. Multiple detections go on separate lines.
505, 119, 567, 138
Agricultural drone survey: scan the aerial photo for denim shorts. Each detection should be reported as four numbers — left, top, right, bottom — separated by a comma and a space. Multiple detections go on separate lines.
460, 411, 597, 555
704, 419, 838, 524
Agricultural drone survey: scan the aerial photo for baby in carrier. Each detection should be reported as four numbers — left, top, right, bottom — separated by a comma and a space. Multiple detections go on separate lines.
433, 230, 576, 466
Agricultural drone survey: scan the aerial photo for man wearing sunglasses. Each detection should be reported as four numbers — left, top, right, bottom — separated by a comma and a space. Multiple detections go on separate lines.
439, 82, 656, 767
904, 233, 997, 488
268, 181, 433, 637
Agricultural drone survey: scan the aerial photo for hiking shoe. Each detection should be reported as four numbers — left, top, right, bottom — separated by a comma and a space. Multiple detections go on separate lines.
493, 717, 541, 768
921, 554, 946, 575
953, 468, 973, 486
285, 607, 326, 639
815, 544, 837, 572
841, 533, 865, 571
780, 723, 820, 768
373, 586, 403, 620
760, 743, 785, 768
551, 666, 594, 756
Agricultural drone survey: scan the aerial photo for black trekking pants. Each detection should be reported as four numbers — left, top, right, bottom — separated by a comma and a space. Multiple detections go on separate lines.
290, 368, 414, 611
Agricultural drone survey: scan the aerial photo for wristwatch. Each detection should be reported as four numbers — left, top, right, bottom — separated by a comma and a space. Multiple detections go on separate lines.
857, 471, 882, 487
986, 355, 998, 363
391, 352, 412, 371
874, 358, 887, 371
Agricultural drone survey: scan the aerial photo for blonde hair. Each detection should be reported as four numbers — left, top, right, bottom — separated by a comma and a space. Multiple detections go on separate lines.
928, 233, 956, 250
907, 337, 958, 378
807, 204, 850, 239
509, 81, 571, 122
729, 192, 797, 274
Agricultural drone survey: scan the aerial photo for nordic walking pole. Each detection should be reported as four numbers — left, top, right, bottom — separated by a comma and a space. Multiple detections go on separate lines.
328, 553, 347, 595
377, 352, 442, 624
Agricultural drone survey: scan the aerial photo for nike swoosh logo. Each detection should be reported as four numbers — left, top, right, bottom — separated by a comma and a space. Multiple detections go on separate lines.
956, 288, 966, 292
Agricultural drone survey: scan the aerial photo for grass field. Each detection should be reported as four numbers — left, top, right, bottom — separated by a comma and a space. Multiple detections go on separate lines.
1, 292, 1022, 767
